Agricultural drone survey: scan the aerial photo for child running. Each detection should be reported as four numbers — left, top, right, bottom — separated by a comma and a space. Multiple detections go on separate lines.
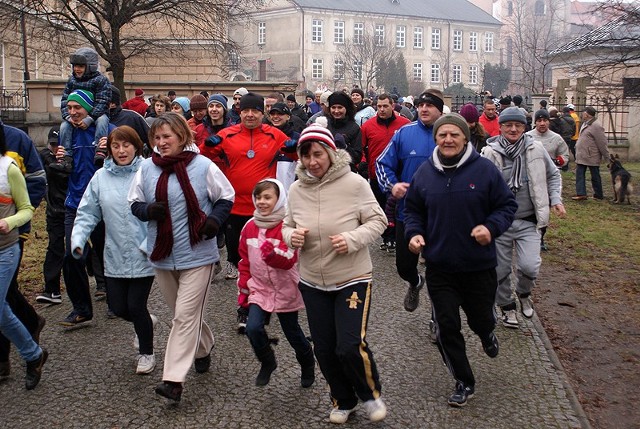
237, 178, 315, 388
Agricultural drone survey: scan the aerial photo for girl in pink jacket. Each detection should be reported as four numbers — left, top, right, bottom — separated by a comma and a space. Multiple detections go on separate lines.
237, 178, 315, 388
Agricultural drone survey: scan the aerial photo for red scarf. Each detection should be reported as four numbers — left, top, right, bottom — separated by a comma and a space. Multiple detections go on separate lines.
150, 150, 206, 261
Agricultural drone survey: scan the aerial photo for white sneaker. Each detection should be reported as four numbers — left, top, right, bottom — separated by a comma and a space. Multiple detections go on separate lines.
502, 309, 519, 328
519, 295, 534, 318
224, 262, 238, 280
329, 406, 355, 424
363, 398, 387, 422
136, 354, 156, 374
133, 314, 158, 350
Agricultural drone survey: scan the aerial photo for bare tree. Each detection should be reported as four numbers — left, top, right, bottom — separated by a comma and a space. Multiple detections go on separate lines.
1, 0, 262, 94
334, 25, 398, 91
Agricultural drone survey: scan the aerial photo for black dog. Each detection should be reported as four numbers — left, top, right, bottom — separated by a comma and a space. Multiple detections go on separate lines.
607, 154, 633, 204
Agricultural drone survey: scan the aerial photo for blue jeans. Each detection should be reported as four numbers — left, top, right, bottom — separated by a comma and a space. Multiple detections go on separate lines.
59, 114, 110, 153
245, 304, 310, 355
575, 164, 603, 199
0, 242, 41, 362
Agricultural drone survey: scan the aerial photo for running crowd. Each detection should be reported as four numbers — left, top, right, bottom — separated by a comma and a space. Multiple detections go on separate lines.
3, 46, 613, 424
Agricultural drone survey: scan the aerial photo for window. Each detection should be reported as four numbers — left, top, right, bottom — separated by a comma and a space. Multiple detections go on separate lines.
334, 60, 345, 79
413, 63, 423, 82
258, 22, 266, 45
452, 65, 461, 84
469, 65, 478, 85
312, 19, 323, 43
469, 32, 478, 51
375, 24, 385, 46
430, 64, 440, 83
431, 28, 441, 50
312, 58, 323, 79
354, 61, 363, 80
508, 1, 513, 16
453, 30, 463, 51
334, 21, 345, 44
534, 0, 546, 15
414, 26, 423, 48
354, 22, 364, 45
484, 32, 494, 52
396, 25, 406, 47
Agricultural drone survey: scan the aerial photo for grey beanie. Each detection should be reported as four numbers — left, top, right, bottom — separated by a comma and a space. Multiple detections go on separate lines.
433, 113, 471, 142
499, 106, 527, 124
534, 109, 550, 121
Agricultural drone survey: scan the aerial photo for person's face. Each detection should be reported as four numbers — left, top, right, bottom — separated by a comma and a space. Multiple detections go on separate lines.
208, 103, 225, 121
376, 99, 394, 120
436, 124, 467, 158
233, 94, 242, 108
269, 111, 289, 128
72, 64, 86, 78
171, 104, 184, 115
264, 98, 278, 113
67, 101, 88, 122
110, 139, 137, 166
240, 108, 264, 129
581, 111, 592, 121
286, 100, 296, 109
351, 93, 362, 104
255, 187, 278, 216
192, 108, 207, 121
306, 97, 313, 106
315, 94, 321, 103
154, 101, 166, 115
330, 104, 347, 120
483, 104, 497, 119
416, 103, 441, 126
154, 124, 185, 157
301, 142, 332, 178
168, 94, 176, 101
535, 118, 550, 134
500, 121, 526, 144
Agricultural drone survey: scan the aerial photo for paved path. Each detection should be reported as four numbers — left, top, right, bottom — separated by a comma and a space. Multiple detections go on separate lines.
1, 245, 588, 428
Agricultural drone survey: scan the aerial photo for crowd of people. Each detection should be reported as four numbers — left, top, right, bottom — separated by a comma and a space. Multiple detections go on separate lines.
2, 45, 615, 423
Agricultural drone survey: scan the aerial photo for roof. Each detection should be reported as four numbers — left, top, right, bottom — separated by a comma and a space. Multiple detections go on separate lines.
291, 0, 501, 26
548, 11, 640, 56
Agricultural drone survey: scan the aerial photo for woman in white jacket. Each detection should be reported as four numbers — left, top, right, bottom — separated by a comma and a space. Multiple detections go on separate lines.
71, 126, 156, 375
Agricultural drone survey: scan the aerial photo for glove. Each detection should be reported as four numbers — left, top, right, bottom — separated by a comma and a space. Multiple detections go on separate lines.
204, 135, 222, 147
334, 133, 347, 149
260, 241, 275, 260
554, 155, 565, 166
147, 202, 167, 222
198, 218, 219, 240
281, 139, 298, 153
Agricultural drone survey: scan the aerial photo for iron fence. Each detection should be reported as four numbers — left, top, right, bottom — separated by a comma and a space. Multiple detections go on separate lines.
0, 87, 29, 125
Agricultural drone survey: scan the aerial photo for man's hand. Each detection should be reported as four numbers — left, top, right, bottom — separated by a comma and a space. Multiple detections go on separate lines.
471, 225, 492, 246
552, 203, 566, 218
391, 182, 410, 199
408, 235, 425, 254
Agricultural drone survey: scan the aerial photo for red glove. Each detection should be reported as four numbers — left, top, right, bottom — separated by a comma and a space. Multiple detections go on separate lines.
555, 155, 565, 166
260, 241, 275, 260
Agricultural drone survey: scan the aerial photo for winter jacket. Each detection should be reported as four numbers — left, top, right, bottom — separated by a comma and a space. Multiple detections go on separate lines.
290, 104, 309, 123
575, 119, 609, 167
39, 147, 69, 217
361, 113, 410, 179
354, 103, 376, 127
71, 157, 153, 278
526, 129, 569, 167
109, 107, 151, 151
128, 144, 235, 270
0, 156, 34, 250
482, 134, 563, 229
121, 96, 149, 117
238, 220, 303, 313
199, 123, 289, 216
404, 144, 517, 273
479, 113, 500, 137
327, 117, 363, 171
194, 117, 232, 170
282, 150, 387, 289
375, 119, 437, 222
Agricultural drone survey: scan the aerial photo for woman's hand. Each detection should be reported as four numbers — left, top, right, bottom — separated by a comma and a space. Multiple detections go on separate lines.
0, 219, 10, 234
291, 228, 309, 248
329, 234, 348, 254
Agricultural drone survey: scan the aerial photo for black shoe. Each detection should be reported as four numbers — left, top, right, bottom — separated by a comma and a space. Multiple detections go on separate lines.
296, 349, 316, 388
386, 241, 396, 253
255, 346, 277, 386
237, 307, 248, 335
155, 381, 183, 402
25, 348, 48, 390
36, 292, 62, 304
448, 382, 475, 407
32, 315, 46, 344
59, 312, 92, 327
0, 360, 9, 379
403, 274, 424, 312
481, 332, 499, 358
194, 349, 212, 374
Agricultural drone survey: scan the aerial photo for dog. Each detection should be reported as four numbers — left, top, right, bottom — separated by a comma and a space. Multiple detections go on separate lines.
607, 154, 633, 204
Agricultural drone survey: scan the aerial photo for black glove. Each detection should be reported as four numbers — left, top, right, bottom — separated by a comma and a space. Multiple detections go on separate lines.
281, 138, 298, 153
199, 218, 219, 240
147, 202, 167, 222
204, 135, 222, 147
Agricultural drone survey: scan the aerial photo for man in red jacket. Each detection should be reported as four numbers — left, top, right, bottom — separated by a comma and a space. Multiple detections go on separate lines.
361, 93, 410, 252
121, 88, 148, 117
478, 99, 500, 137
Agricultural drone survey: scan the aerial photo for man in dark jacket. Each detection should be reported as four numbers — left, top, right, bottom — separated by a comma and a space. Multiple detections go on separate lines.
404, 113, 517, 407
108, 86, 151, 154
286, 94, 309, 123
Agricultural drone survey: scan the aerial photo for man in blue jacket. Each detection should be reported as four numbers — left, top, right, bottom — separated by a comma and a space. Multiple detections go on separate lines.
404, 113, 517, 407
375, 89, 443, 316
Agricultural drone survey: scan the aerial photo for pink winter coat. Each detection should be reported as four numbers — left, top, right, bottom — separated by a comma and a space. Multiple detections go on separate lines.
237, 219, 303, 313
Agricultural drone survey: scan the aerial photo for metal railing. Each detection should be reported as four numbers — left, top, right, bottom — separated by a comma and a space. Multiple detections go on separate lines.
0, 87, 29, 125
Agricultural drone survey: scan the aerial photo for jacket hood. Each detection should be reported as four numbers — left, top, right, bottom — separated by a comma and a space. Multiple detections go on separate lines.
430, 143, 476, 172
104, 155, 143, 175
295, 149, 352, 184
